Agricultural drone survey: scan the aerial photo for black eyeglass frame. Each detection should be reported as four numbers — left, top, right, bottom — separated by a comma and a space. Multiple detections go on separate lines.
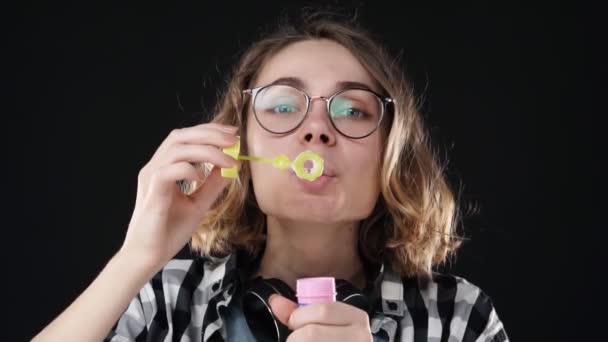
242, 83, 395, 139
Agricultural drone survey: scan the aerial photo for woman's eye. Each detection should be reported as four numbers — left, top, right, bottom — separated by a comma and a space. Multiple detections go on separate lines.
273, 104, 297, 113
334, 107, 367, 118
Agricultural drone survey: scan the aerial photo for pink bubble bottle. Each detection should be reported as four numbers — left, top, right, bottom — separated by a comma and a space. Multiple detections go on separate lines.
296, 277, 336, 306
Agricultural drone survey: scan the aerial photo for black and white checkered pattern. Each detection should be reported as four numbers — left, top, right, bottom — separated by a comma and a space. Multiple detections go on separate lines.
105, 250, 508, 341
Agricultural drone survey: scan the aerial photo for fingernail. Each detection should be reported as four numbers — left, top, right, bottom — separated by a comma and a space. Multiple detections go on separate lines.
269, 294, 278, 307
220, 126, 239, 132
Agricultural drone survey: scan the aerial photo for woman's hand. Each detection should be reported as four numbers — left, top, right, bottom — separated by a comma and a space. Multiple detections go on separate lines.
269, 294, 373, 342
120, 123, 239, 269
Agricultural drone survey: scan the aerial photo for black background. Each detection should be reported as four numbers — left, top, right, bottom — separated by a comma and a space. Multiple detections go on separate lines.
4, 2, 602, 341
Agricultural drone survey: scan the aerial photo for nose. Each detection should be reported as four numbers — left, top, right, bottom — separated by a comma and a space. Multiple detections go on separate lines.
298, 97, 337, 145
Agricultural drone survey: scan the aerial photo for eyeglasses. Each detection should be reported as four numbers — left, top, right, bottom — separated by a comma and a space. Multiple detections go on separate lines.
242, 84, 394, 139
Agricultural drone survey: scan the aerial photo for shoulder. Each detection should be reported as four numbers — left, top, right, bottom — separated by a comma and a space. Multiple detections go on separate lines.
425, 273, 492, 305
106, 256, 234, 341
125, 254, 232, 317
426, 273, 508, 341
131, 256, 232, 327
427, 273, 501, 320
381, 271, 508, 341
143, 254, 232, 300
391, 271, 497, 315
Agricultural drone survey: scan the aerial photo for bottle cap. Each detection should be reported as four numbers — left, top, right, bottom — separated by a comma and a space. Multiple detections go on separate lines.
296, 277, 336, 302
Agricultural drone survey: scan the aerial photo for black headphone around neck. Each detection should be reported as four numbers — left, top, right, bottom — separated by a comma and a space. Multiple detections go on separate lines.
242, 276, 370, 342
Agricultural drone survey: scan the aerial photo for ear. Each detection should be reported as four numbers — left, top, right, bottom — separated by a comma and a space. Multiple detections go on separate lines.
269, 294, 298, 326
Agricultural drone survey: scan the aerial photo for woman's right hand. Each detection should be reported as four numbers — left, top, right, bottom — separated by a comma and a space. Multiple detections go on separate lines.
119, 123, 239, 270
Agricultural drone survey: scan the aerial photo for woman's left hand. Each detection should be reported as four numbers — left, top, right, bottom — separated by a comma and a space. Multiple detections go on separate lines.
269, 294, 373, 341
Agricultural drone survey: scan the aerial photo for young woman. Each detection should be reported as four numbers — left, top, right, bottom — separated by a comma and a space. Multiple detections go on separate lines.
33, 12, 508, 342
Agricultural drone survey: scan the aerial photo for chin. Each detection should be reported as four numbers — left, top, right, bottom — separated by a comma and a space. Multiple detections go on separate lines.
290, 200, 339, 220
259, 197, 340, 223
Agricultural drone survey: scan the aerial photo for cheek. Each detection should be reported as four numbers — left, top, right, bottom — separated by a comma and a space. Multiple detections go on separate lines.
249, 158, 272, 186
249, 167, 269, 213
352, 138, 382, 181
343, 146, 382, 212
245, 112, 277, 158
350, 157, 381, 196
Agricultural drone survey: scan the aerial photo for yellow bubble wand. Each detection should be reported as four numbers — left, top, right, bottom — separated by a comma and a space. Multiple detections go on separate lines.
221, 137, 324, 181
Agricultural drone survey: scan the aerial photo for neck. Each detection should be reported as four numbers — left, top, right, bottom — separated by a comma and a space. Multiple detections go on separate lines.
254, 216, 367, 292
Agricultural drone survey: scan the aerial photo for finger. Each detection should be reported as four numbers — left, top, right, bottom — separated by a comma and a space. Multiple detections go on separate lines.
269, 294, 299, 326
165, 144, 239, 169
147, 161, 205, 201
288, 301, 369, 330
287, 323, 371, 342
188, 165, 232, 210
165, 124, 239, 147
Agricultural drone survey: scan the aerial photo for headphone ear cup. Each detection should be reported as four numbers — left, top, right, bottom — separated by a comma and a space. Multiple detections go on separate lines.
242, 277, 295, 342
335, 279, 370, 313
242, 277, 369, 341
263, 277, 297, 302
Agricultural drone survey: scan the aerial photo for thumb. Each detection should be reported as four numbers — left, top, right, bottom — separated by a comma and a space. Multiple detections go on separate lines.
269, 294, 298, 326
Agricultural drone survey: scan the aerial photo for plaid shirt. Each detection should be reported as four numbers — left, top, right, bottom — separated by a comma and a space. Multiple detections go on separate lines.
105, 249, 508, 341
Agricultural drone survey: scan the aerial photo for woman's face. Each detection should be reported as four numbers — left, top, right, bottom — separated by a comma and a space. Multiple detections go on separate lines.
246, 39, 383, 225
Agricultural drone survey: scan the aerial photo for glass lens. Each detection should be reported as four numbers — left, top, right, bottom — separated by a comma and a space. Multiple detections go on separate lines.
329, 89, 382, 138
254, 85, 307, 133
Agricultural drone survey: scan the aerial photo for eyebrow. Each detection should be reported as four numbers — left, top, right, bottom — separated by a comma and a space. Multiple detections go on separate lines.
270, 77, 376, 93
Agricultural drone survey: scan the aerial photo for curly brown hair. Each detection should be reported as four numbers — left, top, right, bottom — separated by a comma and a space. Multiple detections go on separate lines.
188, 12, 463, 278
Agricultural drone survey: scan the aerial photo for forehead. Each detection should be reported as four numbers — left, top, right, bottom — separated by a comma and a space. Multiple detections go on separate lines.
253, 39, 380, 94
